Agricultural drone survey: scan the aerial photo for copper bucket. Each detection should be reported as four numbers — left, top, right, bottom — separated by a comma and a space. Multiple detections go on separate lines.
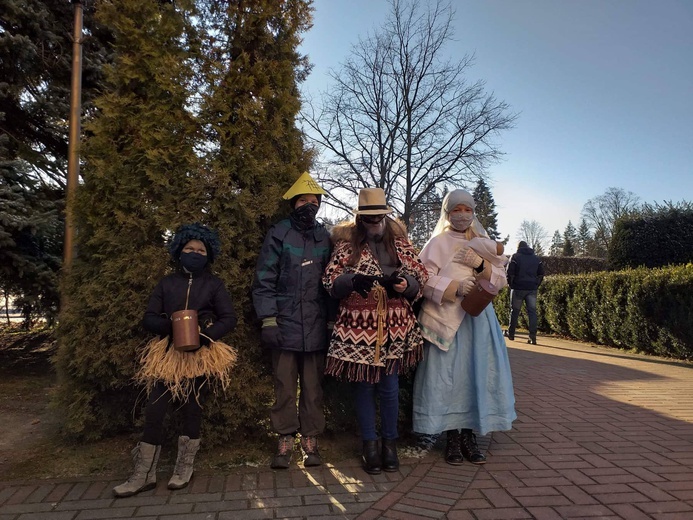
171, 309, 200, 351
460, 279, 498, 317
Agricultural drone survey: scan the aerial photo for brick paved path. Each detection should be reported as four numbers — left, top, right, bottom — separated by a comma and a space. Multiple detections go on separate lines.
2, 335, 693, 519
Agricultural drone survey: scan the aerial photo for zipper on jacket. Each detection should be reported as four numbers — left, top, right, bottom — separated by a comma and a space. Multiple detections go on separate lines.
184, 273, 193, 309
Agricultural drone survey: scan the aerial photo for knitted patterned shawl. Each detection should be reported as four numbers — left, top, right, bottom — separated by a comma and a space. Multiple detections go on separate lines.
323, 231, 429, 383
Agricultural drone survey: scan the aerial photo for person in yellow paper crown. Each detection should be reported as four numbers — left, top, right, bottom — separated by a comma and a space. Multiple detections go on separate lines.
252, 172, 334, 469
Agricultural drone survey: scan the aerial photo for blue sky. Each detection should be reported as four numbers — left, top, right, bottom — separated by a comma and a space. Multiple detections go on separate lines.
299, 0, 693, 246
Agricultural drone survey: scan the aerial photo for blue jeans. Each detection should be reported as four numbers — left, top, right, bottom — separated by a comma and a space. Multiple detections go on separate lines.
353, 367, 399, 441
508, 289, 538, 340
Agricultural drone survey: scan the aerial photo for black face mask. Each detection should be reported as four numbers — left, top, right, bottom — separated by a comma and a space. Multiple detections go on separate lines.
292, 203, 319, 227
180, 252, 208, 273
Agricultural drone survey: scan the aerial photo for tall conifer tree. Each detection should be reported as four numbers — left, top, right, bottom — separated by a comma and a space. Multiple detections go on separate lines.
55, 0, 206, 438
55, 0, 314, 441
472, 179, 500, 239
576, 219, 592, 257
562, 221, 577, 256
192, 0, 313, 442
549, 230, 563, 256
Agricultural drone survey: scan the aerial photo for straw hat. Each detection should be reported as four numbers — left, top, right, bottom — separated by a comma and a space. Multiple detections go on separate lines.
282, 172, 328, 200
353, 188, 394, 216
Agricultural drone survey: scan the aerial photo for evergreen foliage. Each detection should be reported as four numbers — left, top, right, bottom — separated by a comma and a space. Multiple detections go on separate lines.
495, 264, 693, 359
0, 0, 110, 186
576, 219, 592, 257
608, 204, 693, 269
0, 149, 62, 326
1, 0, 111, 323
472, 179, 500, 239
539, 255, 608, 276
562, 221, 577, 257
549, 230, 563, 256
191, 0, 313, 444
54, 0, 313, 442
55, 0, 204, 439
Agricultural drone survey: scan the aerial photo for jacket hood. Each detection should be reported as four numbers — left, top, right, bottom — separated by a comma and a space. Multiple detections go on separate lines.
518, 245, 535, 255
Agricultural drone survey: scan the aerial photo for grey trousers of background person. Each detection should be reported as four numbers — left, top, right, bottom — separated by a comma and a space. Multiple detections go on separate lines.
508, 289, 538, 341
271, 349, 326, 437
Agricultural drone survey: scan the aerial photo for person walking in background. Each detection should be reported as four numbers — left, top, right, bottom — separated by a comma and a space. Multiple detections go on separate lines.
322, 188, 428, 475
413, 189, 516, 466
505, 240, 545, 345
252, 172, 332, 469
113, 223, 238, 497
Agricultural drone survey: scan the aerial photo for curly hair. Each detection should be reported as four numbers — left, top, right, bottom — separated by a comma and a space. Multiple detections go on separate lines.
168, 223, 222, 263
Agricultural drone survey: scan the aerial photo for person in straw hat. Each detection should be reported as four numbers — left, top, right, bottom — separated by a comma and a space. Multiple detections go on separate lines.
113, 223, 238, 497
322, 187, 428, 475
252, 172, 333, 469
412, 189, 516, 466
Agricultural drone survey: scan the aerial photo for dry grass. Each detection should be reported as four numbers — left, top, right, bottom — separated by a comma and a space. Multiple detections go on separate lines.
0, 329, 362, 481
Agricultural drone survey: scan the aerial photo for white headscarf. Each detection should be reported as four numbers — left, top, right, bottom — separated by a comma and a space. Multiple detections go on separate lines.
431, 189, 489, 238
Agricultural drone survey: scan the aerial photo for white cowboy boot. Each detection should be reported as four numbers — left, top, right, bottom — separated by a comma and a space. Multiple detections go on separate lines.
113, 442, 161, 497
168, 436, 201, 489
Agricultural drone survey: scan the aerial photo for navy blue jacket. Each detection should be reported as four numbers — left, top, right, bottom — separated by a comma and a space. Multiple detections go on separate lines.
252, 219, 332, 352
143, 270, 237, 341
507, 246, 545, 291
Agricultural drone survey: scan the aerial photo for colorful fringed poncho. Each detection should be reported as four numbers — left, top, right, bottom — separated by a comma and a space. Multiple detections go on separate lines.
322, 223, 429, 383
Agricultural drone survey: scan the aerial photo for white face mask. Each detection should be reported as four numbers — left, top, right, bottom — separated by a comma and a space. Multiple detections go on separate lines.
364, 219, 387, 239
450, 213, 474, 231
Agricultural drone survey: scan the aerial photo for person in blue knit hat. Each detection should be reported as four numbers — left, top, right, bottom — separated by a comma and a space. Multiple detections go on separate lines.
113, 223, 237, 497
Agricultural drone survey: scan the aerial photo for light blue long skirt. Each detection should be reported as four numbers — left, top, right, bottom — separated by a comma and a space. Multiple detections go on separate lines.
412, 305, 517, 435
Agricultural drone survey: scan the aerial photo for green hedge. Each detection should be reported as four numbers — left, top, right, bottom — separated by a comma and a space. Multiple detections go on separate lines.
496, 264, 693, 359
609, 209, 693, 269
540, 256, 608, 275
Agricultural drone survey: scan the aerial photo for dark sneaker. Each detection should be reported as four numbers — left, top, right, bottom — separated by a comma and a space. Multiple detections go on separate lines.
460, 429, 486, 465
504, 330, 514, 341
300, 436, 322, 467
528, 338, 537, 345
271, 435, 294, 469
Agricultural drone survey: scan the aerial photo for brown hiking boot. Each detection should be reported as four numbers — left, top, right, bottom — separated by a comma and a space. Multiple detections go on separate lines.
270, 435, 294, 469
300, 435, 322, 467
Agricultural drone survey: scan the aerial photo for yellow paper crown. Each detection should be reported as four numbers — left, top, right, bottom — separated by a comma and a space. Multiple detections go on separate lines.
282, 172, 328, 200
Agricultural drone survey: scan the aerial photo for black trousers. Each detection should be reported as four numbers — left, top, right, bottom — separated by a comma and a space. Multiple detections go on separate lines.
142, 377, 208, 445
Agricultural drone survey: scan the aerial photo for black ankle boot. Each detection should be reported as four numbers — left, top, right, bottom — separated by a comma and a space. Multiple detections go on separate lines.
381, 438, 399, 472
460, 429, 486, 464
444, 429, 463, 465
362, 440, 381, 475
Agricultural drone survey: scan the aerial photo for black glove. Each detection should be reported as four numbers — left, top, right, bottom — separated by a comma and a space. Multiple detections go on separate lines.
162, 320, 173, 337
261, 326, 283, 349
380, 272, 405, 299
199, 329, 212, 348
352, 274, 378, 298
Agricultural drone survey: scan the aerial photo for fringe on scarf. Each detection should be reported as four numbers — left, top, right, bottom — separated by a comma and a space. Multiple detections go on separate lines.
135, 336, 237, 405
325, 346, 423, 383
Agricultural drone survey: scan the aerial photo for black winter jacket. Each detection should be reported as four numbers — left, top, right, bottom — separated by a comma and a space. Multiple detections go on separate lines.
252, 219, 332, 353
143, 270, 237, 342
507, 246, 545, 291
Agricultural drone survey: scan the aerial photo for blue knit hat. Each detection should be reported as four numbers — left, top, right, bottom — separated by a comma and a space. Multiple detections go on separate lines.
168, 223, 222, 263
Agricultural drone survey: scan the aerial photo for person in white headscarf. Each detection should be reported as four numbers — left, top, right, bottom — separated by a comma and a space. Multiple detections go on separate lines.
412, 189, 516, 466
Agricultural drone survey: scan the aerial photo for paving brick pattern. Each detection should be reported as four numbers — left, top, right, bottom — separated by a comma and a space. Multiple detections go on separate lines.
2, 336, 692, 519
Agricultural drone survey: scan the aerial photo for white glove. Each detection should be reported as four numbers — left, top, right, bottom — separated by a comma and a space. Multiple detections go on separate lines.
456, 277, 476, 297
452, 245, 483, 269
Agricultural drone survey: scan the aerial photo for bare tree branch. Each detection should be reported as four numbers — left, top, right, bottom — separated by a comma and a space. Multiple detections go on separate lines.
300, 0, 516, 227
